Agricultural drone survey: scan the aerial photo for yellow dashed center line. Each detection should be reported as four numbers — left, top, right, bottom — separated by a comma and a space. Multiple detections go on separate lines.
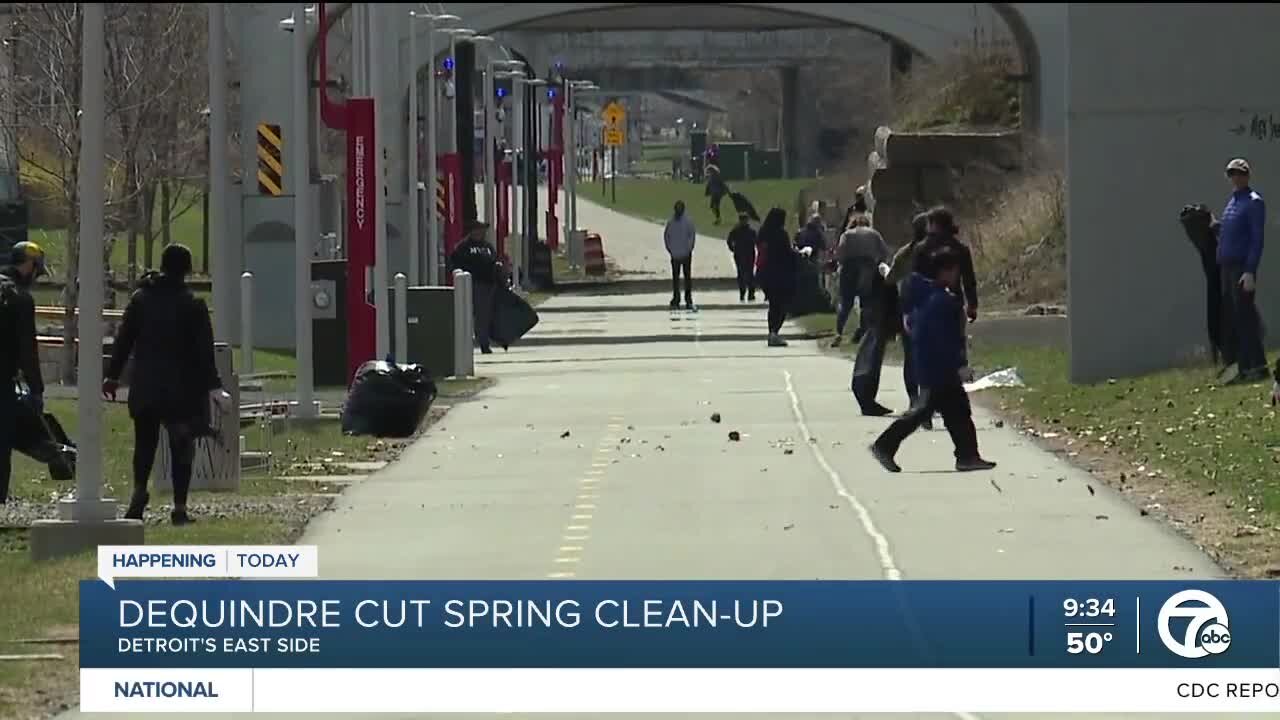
551, 418, 625, 580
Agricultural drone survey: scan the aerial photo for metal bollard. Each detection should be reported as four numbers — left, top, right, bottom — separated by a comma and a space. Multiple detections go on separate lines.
240, 271, 254, 375
452, 270, 474, 378
394, 272, 408, 364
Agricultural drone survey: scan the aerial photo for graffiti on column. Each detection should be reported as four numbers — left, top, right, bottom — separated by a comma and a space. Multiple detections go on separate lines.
1229, 113, 1280, 141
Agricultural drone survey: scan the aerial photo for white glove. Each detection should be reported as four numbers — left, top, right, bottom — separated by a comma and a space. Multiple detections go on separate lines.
210, 389, 233, 412
799, 246, 814, 257
878, 262, 891, 278
958, 366, 976, 383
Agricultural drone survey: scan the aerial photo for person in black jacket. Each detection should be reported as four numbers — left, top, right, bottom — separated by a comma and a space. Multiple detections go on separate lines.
449, 219, 504, 354
914, 206, 979, 322
871, 247, 996, 473
103, 244, 227, 525
757, 207, 799, 347
0, 241, 47, 504
726, 212, 758, 302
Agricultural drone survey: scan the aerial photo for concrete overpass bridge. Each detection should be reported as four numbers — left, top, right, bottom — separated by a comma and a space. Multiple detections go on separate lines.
230, 1, 1061, 347
229, 2, 1280, 383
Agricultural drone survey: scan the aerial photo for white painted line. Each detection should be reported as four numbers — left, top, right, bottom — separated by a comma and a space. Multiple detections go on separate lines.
546, 572, 575, 579
554, 557, 580, 564
563, 535, 590, 542
571, 514, 593, 521
559, 546, 584, 553
577, 493, 599, 500
566, 525, 590, 532
586, 470, 606, 476
574, 504, 597, 510
783, 370, 901, 582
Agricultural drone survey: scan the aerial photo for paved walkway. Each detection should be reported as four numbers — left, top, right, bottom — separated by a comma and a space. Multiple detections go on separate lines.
539, 185, 740, 279
61, 212, 1231, 720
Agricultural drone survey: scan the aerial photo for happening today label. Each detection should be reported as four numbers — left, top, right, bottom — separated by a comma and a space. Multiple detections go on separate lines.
96, 546, 319, 589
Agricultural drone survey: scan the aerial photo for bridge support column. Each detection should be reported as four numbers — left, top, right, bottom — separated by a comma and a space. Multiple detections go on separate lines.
780, 66, 797, 179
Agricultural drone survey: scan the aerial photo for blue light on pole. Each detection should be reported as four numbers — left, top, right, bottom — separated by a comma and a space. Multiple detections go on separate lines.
443, 57, 455, 70
496, 87, 507, 99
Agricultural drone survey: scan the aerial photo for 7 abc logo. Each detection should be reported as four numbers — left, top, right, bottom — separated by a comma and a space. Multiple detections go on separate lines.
1158, 589, 1232, 659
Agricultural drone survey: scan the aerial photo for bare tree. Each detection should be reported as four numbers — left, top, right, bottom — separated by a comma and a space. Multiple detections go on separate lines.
7, 2, 87, 383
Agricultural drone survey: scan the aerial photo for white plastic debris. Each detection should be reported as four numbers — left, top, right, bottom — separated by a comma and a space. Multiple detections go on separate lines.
964, 367, 1026, 392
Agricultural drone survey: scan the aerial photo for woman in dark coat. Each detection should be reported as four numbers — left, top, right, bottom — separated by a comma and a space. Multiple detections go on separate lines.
756, 207, 799, 347
103, 245, 227, 525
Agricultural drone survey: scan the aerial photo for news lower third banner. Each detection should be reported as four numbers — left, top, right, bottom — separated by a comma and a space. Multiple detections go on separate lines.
82, 547, 1280, 713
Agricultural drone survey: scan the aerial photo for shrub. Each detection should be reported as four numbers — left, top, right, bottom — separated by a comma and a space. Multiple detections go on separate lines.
966, 169, 1066, 305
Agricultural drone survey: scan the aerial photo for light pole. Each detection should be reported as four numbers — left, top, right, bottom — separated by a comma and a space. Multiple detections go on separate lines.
279, 5, 316, 418
473, 38, 521, 246
495, 70, 526, 288
442, 28, 475, 158
409, 10, 459, 287
512, 76, 545, 288
563, 80, 598, 245
76, 1, 107, 522
208, 4, 231, 343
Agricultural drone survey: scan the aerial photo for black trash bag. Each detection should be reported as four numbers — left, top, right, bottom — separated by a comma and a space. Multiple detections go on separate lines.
729, 192, 761, 222
787, 257, 833, 318
13, 386, 77, 481
340, 361, 438, 438
1179, 204, 1233, 366
490, 286, 539, 349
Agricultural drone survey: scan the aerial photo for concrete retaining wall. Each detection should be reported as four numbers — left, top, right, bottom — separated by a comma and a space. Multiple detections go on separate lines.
866, 126, 1023, 248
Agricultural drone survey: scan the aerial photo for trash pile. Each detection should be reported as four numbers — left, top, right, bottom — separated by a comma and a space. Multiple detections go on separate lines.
340, 361, 438, 438
963, 368, 1026, 393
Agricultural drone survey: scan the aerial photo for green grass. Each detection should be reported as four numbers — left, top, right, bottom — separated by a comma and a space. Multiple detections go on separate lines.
0, 517, 294, 719
798, 308, 1280, 533
26, 185, 207, 284
599, 178, 816, 234
971, 342, 1280, 524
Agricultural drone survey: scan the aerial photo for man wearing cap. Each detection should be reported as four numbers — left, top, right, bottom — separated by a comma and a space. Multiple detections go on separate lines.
1218, 157, 1268, 383
0, 241, 47, 503
449, 219, 503, 354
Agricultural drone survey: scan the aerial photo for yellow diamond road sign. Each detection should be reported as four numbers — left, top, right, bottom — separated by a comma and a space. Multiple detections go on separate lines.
602, 101, 626, 128
603, 127, 625, 147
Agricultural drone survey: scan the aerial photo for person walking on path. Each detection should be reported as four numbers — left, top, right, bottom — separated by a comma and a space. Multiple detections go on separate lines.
1217, 157, 1268, 384
103, 245, 229, 525
0, 241, 47, 504
757, 207, 799, 347
832, 213, 890, 347
727, 211, 758, 302
870, 247, 996, 473
664, 200, 698, 310
449, 220, 503, 354
886, 212, 931, 419
705, 164, 729, 225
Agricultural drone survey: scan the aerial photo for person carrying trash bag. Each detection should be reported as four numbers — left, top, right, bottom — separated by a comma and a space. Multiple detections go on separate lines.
0, 241, 47, 504
103, 245, 231, 525
449, 219, 503, 354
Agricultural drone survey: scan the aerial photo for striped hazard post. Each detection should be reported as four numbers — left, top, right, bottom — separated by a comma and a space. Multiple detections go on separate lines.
436, 175, 447, 217
583, 232, 606, 276
256, 122, 283, 196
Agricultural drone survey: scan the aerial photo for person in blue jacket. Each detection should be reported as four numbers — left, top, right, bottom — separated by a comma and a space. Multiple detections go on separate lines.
870, 247, 996, 473
1218, 157, 1268, 384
